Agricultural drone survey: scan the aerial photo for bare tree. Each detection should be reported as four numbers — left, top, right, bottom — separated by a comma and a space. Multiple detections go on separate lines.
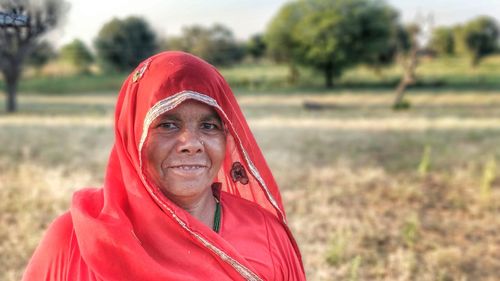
393, 24, 420, 109
0, 0, 67, 113
393, 14, 433, 110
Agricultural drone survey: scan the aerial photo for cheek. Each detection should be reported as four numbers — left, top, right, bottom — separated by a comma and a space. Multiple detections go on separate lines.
143, 148, 158, 177
144, 140, 169, 173
207, 137, 226, 168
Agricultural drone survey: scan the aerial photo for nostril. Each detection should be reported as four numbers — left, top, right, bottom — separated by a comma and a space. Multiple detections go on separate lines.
177, 133, 204, 153
179, 147, 203, 154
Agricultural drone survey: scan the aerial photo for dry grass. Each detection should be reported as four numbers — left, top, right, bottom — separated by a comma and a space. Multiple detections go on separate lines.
284, 164, 500, 280
1, 92, 500, 280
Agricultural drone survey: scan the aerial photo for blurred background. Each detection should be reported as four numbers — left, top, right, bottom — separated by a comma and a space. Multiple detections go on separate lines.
1, 0, 499, 280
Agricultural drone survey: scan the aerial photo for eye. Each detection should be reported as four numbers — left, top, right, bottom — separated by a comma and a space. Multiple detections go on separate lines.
201, 122, 220, 131
156, 121, 178, 130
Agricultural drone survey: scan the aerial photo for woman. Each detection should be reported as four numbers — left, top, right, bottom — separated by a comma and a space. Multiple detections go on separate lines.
23, 51, 305, 280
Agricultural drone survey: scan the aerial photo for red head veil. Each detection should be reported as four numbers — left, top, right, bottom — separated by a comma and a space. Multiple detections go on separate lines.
69, 51, 303, 280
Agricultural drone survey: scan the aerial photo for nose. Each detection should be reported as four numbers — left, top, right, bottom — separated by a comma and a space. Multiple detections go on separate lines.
176, 128, 203, 155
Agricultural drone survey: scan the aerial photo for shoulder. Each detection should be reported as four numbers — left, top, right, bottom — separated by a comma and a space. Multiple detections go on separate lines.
220, 192, 306, 280
44, 211, 74, 243
221, 194, 297, 256
22, 212, 75, 281
33, 211, 74, 256
220, 191, 284, 229
220, 191, 288, 231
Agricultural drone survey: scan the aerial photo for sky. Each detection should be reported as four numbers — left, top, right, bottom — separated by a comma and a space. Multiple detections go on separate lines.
53, 0, 500, 48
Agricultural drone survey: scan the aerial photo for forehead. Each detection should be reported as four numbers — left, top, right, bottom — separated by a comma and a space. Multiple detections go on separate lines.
157, 99, 220, 120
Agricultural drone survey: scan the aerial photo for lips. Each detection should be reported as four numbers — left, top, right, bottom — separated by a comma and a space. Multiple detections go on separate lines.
170, 165, 206, 170
167, 164, 208, 177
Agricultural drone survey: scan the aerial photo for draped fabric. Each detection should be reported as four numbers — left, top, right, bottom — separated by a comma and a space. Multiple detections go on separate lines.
22, 51, 306, 281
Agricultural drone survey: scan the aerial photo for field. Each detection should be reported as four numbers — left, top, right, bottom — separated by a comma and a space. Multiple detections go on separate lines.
2, 55, 500, 281
1, 87, 500, 280
4, 55, 500, 94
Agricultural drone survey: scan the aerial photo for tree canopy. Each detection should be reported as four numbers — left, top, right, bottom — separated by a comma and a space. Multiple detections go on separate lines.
164, 24, 244, 66
94, 16, 158, 72
246, 34, 266, 60
265, 2, 302, 63
60, 39, 93, 74
26, 40, 56, 72
265, 0, 400, 87
429, 27, 455, 55
264, 1, 303, 83
462, 16, 499, 67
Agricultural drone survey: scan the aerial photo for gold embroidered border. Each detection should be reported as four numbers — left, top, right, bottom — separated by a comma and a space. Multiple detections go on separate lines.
136, 90, 290, 280
138, 176, 263, 281
138, 91, 284, 221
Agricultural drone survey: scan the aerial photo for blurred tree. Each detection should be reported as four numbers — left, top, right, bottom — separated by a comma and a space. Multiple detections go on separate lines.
265, 1, 303, 84
462, 16, 499, 67
395, 23, 412, 54
26, 40, 56, 74
267, 0, 399, 88
0, 0, 68, 112
94, 16, 157, 72
60, 39, 93, 74
204, 24, 244, 66
357, 5, 401, 74
297, 0, 399, 87
366, 22, 412, 80
246, 34, 266, 61
429, 27, 455, 55
161, 36, 185, 51
452, 25, 467, 55
179, 25, 211, 55
394, 24, 420, 109
164, 24, 244, 66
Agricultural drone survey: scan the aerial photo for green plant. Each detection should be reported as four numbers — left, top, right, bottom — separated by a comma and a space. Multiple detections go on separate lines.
480, 157, 496, 202
349, 255, 362, 281
326, 231, 349, 266
401, 214, 419, 248
418, 145, 432, 177
392, 98, 411, 110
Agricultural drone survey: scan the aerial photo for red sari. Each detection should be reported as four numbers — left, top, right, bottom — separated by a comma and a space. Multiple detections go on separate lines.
23, 51, 305, 281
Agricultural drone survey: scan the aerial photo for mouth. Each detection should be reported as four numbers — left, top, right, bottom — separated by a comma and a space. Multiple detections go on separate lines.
167, 164, 208, 176
169, 164, 207, 170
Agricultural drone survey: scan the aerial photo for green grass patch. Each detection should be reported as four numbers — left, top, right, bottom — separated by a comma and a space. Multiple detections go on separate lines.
2, 55, 500, 95
0, 73, 127, 94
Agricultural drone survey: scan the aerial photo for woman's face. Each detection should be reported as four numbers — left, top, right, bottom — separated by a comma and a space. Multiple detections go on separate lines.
143, 100, 226, 203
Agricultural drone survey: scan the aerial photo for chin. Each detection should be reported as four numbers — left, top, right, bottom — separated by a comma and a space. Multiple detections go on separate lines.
163, 180, 212, 197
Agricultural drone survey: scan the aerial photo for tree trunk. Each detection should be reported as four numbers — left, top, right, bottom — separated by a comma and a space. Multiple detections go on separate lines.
0, 2, 66, 113
394, 78, 408, 106
287, 63, 299, 85
324, 64, 333, 88
393, 29, 419, 109
471, 54, 480, 68
5, 74, 19, 113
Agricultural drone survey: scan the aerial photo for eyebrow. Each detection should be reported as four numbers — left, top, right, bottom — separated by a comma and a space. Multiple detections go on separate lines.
200, 113, 222, 123
156, 113, 222, 123
157, 113, 181, 121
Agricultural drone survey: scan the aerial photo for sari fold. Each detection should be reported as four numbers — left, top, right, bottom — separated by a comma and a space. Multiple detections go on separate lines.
23, 51, 306, 281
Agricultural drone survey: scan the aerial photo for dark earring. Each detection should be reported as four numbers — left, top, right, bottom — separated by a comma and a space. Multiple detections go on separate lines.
230, 162, 249, 185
